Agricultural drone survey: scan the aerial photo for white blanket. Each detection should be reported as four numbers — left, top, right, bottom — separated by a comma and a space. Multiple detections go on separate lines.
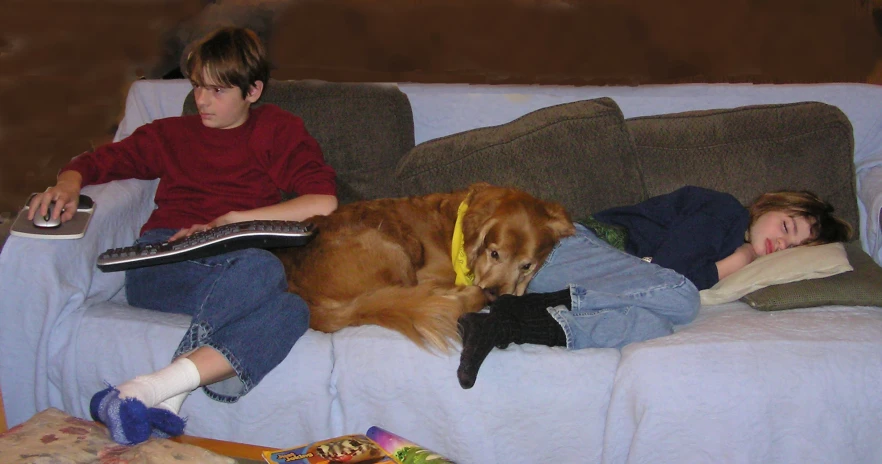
604, 302, 882, 464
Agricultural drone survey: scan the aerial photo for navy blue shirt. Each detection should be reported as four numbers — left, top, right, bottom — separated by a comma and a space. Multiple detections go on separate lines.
593, 186, 749, 290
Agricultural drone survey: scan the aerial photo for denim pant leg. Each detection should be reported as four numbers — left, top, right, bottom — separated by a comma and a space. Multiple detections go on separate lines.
527, 224, 700, 350
125, 229, 309, 402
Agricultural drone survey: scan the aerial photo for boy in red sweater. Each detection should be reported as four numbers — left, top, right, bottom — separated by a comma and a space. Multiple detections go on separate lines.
28, 27, 337, 445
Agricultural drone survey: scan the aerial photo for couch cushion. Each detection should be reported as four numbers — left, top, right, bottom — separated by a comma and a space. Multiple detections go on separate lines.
626, 102, 858, 233
741, 241, 882, 310
183, 79, 415, 204
395, 97, 643, 218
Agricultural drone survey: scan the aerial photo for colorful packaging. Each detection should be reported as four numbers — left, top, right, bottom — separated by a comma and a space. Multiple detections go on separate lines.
262, 434, 397, 464
366, 426, 456, 464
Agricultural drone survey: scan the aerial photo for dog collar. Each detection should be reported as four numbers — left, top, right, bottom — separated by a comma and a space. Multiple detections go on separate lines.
451, 197, 475, 286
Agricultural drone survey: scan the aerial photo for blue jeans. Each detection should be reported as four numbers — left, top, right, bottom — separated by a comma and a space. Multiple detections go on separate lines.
526, 224, 700, 350
125, 228, 309, 402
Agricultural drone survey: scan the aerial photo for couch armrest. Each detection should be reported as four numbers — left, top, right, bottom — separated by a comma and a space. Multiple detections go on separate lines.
0, 78, 185, 312
0, 178, 157, 426
0, 78, 187, 426
858, 164, 882, 266
1, 180, 158, 305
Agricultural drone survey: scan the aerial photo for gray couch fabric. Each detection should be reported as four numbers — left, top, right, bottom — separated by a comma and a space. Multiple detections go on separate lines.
395, 97, 644, 219
394, 96, 856, 233
627, 102, 857, 232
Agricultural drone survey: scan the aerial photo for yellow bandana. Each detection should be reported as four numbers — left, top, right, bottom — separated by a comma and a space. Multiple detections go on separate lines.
451, 199, 475, 286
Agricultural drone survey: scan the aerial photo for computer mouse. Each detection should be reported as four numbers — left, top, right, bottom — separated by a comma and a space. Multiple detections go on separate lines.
32, 202, 62, 228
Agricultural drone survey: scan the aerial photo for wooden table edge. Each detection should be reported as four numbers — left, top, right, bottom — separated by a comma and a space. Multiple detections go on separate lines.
172, 434, 272, 460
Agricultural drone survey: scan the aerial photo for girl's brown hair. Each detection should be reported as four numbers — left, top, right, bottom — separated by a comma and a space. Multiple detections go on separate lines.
748, 190, 853, 246
184, 27, 270, 99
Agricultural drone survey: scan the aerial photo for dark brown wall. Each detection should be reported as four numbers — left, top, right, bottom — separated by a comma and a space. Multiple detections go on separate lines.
269, 0, 882, 85
2, 0, 881, 215
1, 0, 204, 214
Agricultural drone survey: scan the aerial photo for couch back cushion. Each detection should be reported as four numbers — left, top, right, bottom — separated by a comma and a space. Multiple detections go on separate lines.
182, 79, 415, 204
395, 97, 644, 218
627, 102, 858, 233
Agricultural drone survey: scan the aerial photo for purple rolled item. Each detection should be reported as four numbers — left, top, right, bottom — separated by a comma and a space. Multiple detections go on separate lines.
366, 426, 456, 463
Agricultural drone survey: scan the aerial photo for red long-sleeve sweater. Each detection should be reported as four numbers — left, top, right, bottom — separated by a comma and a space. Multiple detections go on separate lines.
62, 104, 337, 234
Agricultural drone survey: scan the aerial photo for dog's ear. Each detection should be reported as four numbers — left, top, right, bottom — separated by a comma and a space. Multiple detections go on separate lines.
465, 217, 497, 266
461, 184, 502, 234
461, 187, 501, 264
543, 201, 576, 239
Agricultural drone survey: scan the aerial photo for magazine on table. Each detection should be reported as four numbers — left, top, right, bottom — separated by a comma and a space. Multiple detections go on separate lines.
262, 426, 455, 464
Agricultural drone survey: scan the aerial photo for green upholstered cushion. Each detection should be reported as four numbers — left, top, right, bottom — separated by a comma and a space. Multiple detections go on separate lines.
395, 97, 644, 218
626, 102, 858, 235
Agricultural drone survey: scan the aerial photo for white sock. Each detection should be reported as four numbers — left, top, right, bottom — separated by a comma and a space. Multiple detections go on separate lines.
158, 391, 190, 414
117, 357, 201, 414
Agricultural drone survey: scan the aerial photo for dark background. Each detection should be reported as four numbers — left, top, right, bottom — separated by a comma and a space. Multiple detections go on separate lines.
2, 0, 881, 216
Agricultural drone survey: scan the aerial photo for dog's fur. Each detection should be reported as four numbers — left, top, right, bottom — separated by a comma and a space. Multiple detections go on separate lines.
274, 183, 575, 351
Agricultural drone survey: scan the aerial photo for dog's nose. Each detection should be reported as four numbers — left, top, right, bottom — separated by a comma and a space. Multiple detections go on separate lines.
483, 287, 498, 302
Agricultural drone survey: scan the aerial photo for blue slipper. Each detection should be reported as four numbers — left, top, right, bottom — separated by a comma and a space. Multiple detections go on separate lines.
147, 407, 187, 438
90, 385, 186, 445
90, 385, 151, 445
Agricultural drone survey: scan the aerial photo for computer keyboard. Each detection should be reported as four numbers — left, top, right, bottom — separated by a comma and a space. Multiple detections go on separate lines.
97, 220, 316, 272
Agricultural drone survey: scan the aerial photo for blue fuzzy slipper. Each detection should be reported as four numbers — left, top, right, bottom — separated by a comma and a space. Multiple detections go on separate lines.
147, 407, 187, 438
90, 386, 186, 445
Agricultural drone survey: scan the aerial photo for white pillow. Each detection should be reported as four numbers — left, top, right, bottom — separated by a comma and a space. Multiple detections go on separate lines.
699, 242, 853, 306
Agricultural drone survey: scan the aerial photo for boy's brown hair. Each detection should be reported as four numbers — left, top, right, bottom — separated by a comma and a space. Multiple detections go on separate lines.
748, 190, 853, 246
184, 27, 270, 99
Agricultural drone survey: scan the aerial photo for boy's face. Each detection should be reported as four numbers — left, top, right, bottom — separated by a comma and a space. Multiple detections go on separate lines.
192, 73, 263, 130
748, 211, 814, 257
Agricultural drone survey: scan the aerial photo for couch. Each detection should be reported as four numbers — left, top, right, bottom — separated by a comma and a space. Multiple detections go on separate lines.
1, 79, 881, 464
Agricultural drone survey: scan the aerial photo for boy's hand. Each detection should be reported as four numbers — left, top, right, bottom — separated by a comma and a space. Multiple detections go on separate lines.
169, 224, 212, 242
716, 243, 759, 282
168, 211, 246, 242
27, 172, 82, 224
734, 242, 759, 266
212, 211, 247, 227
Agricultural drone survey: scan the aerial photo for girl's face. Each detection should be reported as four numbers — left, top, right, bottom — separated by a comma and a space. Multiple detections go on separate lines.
192, 72, 262, 130
748, 211, 814, 257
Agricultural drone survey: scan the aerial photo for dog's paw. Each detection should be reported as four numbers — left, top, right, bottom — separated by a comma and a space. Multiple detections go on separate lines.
459, 285, 489, 313
438, 285, 488, 314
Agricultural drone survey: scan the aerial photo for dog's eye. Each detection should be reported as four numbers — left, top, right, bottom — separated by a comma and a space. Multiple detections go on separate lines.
490, 250, 499, 260
521, 263, 531, 271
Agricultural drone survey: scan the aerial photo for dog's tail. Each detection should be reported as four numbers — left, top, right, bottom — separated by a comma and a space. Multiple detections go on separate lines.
310, 283, 480, 353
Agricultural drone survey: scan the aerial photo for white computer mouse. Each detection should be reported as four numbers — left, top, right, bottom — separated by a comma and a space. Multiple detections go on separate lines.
32, 202, 62, 228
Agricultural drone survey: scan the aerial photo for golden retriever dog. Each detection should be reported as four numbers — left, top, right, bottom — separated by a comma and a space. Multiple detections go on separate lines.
274, 183, 575, 351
